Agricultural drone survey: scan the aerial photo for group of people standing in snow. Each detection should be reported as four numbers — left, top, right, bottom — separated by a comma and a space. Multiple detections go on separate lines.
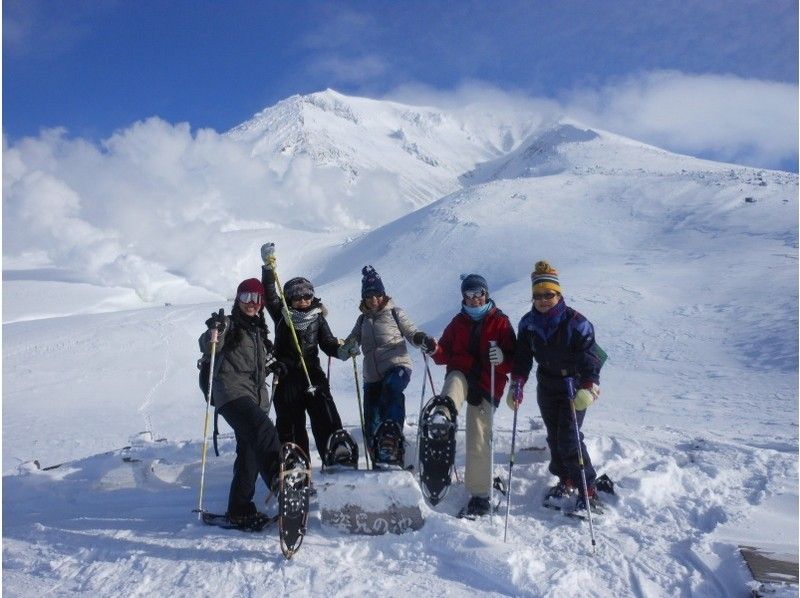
198, 243, 605, 525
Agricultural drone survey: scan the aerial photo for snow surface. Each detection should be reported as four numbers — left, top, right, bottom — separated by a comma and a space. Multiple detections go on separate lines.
3, 91, 798, 597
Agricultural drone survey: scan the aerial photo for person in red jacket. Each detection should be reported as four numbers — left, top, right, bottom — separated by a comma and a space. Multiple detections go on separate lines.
430, 273, 516, 517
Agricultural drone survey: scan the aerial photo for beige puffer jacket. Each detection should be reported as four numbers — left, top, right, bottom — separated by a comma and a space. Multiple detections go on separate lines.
345, 298, 423, 384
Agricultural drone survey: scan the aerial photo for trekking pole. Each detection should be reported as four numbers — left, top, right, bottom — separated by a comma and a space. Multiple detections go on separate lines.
567, 377, 597, 554
423, 351, 438, 396
267, 374, 279, 417
415, 352, 428, 474
353, 357, 371, 471
489, 341, 497, 525
196, 327, 218, 518
503, 400, 519, 542
271, 268, 316, 394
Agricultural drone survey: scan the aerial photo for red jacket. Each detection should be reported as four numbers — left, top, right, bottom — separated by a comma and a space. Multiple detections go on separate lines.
432, 303, 517, 402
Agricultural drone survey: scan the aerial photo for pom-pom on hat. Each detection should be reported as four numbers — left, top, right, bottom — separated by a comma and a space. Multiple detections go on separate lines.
361, 265, 386, 298
237, 278, 264, 298
283, 276, 314, 301
531, 261, 561, 296
460, 273, 489, 296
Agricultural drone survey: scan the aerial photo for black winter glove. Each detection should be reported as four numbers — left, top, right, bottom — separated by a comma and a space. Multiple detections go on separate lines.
205, 309, 226, 334
267, 360, 288, 378
413, 332, 436, 354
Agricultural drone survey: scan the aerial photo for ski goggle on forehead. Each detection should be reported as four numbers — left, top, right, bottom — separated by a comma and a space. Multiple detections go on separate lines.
463, 289, 486, 299
237, 292, 262, 304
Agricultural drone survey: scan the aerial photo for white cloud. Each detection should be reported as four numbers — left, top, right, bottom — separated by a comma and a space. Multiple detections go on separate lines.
385, 72, 798, 171
563, 70, 798, 169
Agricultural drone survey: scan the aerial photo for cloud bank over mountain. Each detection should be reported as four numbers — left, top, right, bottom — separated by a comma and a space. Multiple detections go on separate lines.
4, 84, 796, 301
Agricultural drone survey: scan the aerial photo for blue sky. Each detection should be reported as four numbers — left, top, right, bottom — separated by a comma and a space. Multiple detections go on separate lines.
3, 0, 798, 170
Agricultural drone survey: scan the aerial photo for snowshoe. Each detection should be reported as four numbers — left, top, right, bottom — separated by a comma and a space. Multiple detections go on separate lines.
278, 443, 311, 559
542, 478, 577, 511
566, 491, 604, 520
595, 473, 615, 495
493, 475, 507, 497
322, 428, 359, 471
201, 511, 278, 532
418, 395, 457, 506
457, 495, 500, 520
372, 420, 405, 468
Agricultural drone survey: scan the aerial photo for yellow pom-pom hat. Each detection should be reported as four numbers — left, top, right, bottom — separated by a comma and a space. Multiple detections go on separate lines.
531, 260, 561, 296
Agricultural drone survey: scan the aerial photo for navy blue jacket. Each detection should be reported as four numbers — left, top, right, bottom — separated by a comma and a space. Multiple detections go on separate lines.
511, 299, 602, 388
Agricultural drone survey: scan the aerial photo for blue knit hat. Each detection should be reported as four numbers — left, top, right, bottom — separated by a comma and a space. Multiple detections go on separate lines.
460, 273, 489, 296
361, 265, 386, 298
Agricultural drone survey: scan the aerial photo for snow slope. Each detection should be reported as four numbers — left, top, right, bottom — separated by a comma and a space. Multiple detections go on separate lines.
3, 104, 798, 596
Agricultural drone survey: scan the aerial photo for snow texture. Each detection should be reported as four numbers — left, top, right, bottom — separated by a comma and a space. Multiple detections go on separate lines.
3, 90, 798, 597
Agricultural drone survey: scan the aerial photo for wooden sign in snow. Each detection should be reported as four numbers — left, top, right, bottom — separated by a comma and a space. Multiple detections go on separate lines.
739, 545, 798, 594
317, 468, 424, 535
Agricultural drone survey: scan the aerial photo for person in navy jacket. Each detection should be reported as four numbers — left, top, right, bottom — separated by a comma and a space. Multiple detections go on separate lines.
508, 261, 604, 511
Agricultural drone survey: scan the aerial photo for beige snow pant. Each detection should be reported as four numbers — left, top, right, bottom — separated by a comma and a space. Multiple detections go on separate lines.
441, 370, 493, 498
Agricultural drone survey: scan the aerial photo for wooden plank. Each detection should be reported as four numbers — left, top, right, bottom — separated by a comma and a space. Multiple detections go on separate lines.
739, 545, 799, 585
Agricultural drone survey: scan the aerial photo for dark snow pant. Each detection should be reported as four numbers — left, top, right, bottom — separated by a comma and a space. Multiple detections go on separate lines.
273, 367, 343, 462
363, 366, 410, 452
537, 376, 596, 492
218, 397, 281, 517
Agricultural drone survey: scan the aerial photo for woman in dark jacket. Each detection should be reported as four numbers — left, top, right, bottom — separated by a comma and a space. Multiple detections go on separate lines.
260, 243, 347, 463
199, 278, 285, 526
508, 260, 604, 513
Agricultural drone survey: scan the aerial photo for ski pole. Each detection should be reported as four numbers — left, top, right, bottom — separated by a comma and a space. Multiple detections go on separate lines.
414, 353, 428, 475
353, 357, 371, 471
267, 373, 279, 417
503, 400, 519, 542
489, 340, 497, 525
271, 268, 316, 394
567, 377, 597, 554
423, 351, 438, 396
196, 327, 219, 518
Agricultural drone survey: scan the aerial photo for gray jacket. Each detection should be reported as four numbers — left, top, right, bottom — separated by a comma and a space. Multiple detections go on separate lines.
198, 315, 271, 411
346, 298, 423, 384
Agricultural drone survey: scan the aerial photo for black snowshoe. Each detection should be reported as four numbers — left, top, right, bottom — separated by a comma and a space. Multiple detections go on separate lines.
201, 510, 277, 532
418, 395, 457, 506
278, 443, 311, 559
457, 495, 500, 520
566, 492, 605, 520
322, 428, 359, 471
371, 420, 405, 468
542, 478, 577, 511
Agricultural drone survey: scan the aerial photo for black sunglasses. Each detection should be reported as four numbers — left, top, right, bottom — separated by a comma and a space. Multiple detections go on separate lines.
292, 293, 314, 301
533, 292, 558, 301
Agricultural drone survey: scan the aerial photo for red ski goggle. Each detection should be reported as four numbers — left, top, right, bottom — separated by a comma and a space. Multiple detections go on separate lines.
237, 292, 263, 304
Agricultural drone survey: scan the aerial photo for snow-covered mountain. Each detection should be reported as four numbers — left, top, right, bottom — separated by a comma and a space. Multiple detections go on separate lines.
227, 88, 539, 218
3, 89, 798, 596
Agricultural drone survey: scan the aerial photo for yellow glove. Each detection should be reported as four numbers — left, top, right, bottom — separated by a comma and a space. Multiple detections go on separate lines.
573, 384, 600, 411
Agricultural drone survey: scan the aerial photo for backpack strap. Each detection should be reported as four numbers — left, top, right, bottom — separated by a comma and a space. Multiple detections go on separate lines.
390, 307, 402, 332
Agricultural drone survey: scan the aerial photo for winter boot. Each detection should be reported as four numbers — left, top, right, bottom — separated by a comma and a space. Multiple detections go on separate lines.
543, 478, 576, 510
573, 486, 603, 515
465, 496, 492, 518
227, 502, 260, 528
